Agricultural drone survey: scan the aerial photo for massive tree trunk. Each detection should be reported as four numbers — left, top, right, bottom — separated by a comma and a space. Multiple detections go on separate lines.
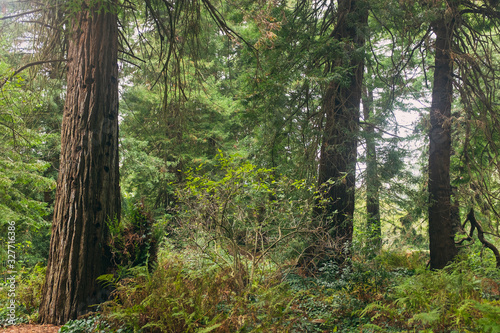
39, 0, 120, 324
428, 8, 458, 270
315, 0, 368, 266
362, 87, 381, 254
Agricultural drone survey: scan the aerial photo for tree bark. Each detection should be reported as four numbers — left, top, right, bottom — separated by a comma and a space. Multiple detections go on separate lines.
39, 0, 120, 324
362, 87, 381, 254
428, 7, 458, 270
315, 0, 368, 266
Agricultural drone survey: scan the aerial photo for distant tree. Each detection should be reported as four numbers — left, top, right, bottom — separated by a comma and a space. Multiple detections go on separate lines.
313, 0, 369, 267
231, 1, 325, 180
426, 0, 500, 269
362, 86, 381, 253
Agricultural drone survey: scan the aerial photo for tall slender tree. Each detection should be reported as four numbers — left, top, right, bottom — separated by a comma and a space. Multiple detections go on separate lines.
39, 0, 120, 323
362, 86, 381, 253
315, 0, 368, 266
428, 1, 459, 269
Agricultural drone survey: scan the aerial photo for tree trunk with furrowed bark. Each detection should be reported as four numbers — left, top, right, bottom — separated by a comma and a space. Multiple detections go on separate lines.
39, 0, 120, 324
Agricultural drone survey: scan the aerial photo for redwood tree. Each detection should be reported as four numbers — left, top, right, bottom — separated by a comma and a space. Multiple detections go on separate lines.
39, 0, 120, 324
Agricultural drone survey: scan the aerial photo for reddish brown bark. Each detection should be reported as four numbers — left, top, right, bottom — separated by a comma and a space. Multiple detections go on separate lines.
39, 0, 120, 324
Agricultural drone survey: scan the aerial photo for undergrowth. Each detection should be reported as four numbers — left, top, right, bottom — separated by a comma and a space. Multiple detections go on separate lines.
1, 245, 498, 332
0, 264, 45, 326
99, 243, 305, 332
96, 247, 440, 332
95, 245, 500, 332
360, 251, 500, 332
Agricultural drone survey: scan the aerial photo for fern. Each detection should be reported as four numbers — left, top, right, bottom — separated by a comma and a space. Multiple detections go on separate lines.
474, 301, 500, 333
409, 308, 441, 326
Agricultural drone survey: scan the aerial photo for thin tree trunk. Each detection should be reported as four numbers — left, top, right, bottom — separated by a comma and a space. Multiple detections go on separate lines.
450, 186, 461, 236
428, 8, 458, 270
39, 0, 120, 324
315, 0, 368, 266
362, 87, 381, 254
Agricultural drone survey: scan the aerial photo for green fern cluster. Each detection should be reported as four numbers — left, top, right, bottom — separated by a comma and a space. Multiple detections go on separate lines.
360, 255, 500, 332
99, 245, 302, 332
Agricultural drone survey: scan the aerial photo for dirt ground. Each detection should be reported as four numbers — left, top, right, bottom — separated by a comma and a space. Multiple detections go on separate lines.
1, 324, 61, 332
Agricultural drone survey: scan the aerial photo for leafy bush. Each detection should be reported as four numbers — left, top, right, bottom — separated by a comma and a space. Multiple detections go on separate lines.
0, 306, 28, 327
108, 201, 158, 271
175, 152, 316, 285
58, 315, 114, 333
375, 249, 428, 272
283, 255, 404, 332
16, 264, 46, 316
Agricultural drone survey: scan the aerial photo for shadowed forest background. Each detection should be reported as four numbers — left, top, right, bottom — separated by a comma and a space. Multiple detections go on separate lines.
1, 0, 500, 332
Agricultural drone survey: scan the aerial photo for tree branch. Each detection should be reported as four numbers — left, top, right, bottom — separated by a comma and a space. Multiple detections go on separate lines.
0, 59, 70, 90
463, 208, 500, 268
0, 9, 43, 20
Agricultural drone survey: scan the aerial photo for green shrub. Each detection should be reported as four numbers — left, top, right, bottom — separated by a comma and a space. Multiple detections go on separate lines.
59, 315, 114, 333
375, 250, 428, 272
175, 152, 316, 285
0, 264, 46, 325
473, 300, 500, 333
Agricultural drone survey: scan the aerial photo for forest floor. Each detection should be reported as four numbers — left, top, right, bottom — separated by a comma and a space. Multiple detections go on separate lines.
1, 324, 61, 332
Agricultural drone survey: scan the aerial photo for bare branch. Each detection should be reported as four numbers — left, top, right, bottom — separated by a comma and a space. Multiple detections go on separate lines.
0, 8, 43, 20
463, 208, 500, 268
0, 58, 70, 90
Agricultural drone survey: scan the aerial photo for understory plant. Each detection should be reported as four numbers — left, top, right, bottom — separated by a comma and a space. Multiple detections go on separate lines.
107, 201, 158, 273
59, 315, 112, 333
100, 243, 303, 332
360, 252, 500, 332
0, 264, 46, 325
174, 152, 317, 285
